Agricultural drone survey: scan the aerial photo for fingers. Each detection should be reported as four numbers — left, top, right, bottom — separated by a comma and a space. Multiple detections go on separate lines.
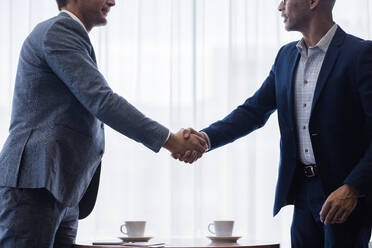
185, 132, 208, 151
182, 128, 198, 139
194, 134, 208, 150
171, 153, 181, 159
183, 128, 204, 140
322, 204, 350, 225
324, 205, 339, 225
193, 134, 207, 152
195, 134, 206, 146
170, 128, 207, 164
320, 185, 359, 225
178, 150, 199, 163
334, 209, 346, 224
172, 150, 203, 164
187, 151, 203, 164
189, 151, 198, 163
180, 128, 208, 151
187, 134, 207, 153
180, 150, 192, 162
320, 200, 331, 224
182, 128, 192, 139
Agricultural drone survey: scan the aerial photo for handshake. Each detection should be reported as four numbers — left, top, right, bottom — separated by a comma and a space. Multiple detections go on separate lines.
163, 128, 209, 164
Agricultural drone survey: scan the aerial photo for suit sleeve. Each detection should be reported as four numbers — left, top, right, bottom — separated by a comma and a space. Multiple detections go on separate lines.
201, 49, 282, 150
42, 20, 169, 152
344, 41, 372, 196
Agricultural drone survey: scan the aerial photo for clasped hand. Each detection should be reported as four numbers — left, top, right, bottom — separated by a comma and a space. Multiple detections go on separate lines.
164, 128, 207, 164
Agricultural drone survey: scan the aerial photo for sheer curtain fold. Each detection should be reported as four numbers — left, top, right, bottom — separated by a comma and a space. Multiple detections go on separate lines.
0, 0, 371, 246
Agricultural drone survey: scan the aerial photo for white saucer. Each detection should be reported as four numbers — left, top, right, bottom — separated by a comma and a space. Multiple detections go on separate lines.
118, 236, 153, 242
207, 236, 241, 243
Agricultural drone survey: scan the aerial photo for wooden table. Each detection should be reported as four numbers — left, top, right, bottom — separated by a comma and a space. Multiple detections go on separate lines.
74, 238, 280, 248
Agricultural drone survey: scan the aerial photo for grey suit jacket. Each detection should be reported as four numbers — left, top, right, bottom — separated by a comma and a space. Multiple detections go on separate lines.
0, 12, 169, 214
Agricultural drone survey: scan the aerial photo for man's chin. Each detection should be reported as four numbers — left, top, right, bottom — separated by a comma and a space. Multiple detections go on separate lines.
94, 19, 108, 27
284, 24, 294, 32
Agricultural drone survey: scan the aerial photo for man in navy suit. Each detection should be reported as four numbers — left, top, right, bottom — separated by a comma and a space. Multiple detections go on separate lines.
176, 0, 372, 247
0, 0, 206, 247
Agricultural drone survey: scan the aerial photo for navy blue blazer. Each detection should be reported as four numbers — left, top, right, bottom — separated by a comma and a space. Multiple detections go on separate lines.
202, 27, 372, 221
0, 13, 169, 218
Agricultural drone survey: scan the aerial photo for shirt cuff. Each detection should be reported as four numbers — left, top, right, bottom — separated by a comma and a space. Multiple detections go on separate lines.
164, 131, 171, 144
200, 131, 211, 151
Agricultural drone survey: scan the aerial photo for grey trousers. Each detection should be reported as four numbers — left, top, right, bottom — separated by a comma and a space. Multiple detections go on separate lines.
0, 187, 79, 248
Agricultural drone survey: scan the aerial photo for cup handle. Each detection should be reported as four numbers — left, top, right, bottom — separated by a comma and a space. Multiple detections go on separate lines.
120, 224, 128, 235
208, 223, 215, 235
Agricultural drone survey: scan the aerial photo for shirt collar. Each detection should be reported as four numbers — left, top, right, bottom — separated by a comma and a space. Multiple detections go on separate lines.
296, 23, 338, 53
61, 9, 88, 33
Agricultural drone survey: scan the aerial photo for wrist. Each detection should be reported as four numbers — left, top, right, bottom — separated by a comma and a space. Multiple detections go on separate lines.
345, 184, 359, 198
200, 131, 210, 150
163, 133, 176, 152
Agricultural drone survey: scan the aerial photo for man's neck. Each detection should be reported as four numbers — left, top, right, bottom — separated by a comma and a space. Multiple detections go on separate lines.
301, 17, 335, 50
62, 6, 92, 32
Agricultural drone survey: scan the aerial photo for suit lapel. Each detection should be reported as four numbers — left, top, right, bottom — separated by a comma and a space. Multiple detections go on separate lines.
310, 28, 346, 115
288, 49, 301, 128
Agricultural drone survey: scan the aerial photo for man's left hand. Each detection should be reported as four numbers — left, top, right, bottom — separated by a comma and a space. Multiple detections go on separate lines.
319, 184, 359, 225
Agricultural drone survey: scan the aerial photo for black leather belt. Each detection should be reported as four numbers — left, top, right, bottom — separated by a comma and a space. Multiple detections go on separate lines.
299, 162, 318, 178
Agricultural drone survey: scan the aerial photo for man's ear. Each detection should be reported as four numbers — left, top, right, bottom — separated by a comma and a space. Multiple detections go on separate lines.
309, 0, 321, 10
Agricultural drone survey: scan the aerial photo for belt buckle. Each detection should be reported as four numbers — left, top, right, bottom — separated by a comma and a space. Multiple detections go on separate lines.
304, 165, 316, 177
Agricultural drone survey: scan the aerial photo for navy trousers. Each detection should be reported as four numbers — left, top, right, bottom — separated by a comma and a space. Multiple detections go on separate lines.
0, 187, 79, 248
291, 175, 371, 248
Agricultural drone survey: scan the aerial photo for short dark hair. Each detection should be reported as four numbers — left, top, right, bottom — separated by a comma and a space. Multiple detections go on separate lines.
56, 0, 69, 11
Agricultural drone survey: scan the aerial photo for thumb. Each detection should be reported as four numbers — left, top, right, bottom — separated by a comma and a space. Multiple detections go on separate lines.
183, 128, 192, 139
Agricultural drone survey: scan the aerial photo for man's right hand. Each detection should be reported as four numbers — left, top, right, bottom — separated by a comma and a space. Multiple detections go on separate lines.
163, 128, 207, 163
171, 128, 209, 163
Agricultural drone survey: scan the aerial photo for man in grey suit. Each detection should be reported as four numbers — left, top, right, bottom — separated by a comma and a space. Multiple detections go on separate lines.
0, 0, 206, 247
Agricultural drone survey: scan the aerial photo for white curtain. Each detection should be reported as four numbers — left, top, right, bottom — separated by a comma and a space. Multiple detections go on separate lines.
0, 1, 371, 247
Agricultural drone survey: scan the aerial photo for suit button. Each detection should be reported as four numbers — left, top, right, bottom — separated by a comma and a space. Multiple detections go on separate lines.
101, 123, 104, 129
100, 150, 104, 156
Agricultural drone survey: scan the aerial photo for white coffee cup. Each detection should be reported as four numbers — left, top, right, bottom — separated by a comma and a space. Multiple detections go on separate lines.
120, 221, 146, 237
208, 220, 234, 237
